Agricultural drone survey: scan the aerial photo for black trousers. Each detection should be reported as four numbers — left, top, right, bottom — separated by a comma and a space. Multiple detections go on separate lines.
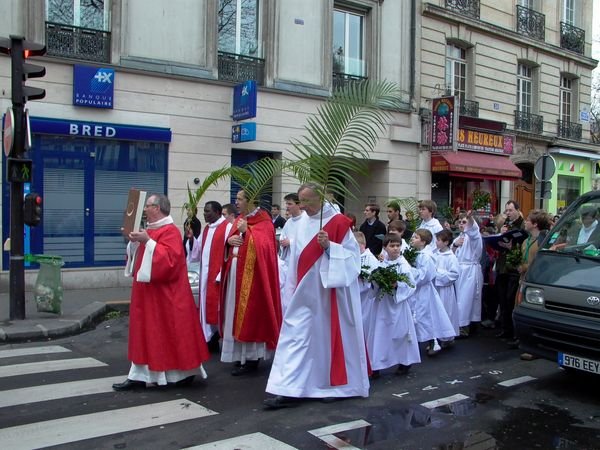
495, 272, 520, 336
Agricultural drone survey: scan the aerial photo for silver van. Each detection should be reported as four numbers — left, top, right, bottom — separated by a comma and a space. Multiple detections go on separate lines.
514, 190, 600, 375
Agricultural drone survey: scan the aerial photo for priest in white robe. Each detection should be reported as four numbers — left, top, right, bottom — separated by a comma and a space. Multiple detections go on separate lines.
264, 183, 369, 409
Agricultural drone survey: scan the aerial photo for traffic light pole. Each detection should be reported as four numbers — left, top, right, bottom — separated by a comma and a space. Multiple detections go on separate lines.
9, 38, 27, 320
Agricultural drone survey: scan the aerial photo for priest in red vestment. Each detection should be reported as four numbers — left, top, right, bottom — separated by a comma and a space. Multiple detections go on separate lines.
113, 193, 210, 391
220, 189, 283, 376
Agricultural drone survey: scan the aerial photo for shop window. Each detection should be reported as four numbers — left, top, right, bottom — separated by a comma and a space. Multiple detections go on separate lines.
333, 6, 368, 89
45, 0, 111, 62
557, 175, 581, 210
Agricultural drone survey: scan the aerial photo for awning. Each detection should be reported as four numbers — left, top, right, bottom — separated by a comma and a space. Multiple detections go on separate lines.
549, 148, 600, 160
431, 151, 522, 181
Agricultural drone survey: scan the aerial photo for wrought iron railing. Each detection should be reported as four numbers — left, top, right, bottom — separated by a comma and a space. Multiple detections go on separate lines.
516, 5, 545, 41
459, 99, 479, 117
445, 0, 480, 19
514, 110, 543, 134
45, 21, 110, 62
557, 119, 582, 140
332, 72, 368, 91
218, 51, 265, 85
560, 22, 585, 54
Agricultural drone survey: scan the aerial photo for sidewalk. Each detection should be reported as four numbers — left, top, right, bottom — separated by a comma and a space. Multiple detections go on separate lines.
0, 287, 132, 343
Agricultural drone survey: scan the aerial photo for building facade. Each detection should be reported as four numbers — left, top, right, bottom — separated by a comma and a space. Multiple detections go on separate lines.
1, 0, 422, 288
419, 0, 599, 220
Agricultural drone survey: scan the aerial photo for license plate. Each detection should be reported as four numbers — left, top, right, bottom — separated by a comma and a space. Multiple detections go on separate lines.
558, 352, 600, 374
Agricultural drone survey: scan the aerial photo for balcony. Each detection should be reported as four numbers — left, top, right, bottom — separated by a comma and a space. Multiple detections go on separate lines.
560, 22, 585, 55
332, 72, 368, 91
514, 111, 543, 134
445, 0, 480, 19
516, 5, 545, 41
46, 22, 110, 62
557, 119, 582, 140
218, 51, 265, 85
459, 99, 479, 118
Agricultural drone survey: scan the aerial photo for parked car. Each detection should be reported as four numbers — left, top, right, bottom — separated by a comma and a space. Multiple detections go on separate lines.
188, 270, 200, 308
514, 190, 600, 375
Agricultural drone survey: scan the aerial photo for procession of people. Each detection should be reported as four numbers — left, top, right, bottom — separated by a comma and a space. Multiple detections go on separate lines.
114, 188, 553, 410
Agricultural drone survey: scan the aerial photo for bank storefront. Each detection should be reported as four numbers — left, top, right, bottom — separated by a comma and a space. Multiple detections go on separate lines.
2, 117, 170, 270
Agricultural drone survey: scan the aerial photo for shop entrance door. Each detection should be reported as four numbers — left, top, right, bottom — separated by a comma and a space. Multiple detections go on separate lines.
514, 163, 534, 217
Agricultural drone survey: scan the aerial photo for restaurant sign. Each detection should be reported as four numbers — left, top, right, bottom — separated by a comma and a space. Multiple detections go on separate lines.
457, 128, 514, 155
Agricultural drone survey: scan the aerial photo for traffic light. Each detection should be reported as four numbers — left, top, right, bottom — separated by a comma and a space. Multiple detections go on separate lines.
24, 192, 42, 227
0, 35, 46, 105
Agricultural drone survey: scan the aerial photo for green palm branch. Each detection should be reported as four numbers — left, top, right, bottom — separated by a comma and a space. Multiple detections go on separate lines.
388, 196, 420, 232
287, 80, 403, 224
230, 158, 284, 210
182, 166, 231, 218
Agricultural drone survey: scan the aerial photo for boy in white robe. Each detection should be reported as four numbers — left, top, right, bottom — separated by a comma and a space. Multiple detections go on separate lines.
366, 234, 420, 377
433, 229, 461, 342
409, 229, 456, 357
355, 231, 379, 334
452, 211, 483, 337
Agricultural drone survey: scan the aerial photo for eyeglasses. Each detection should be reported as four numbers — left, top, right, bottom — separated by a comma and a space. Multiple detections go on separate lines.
459, 220, 468, 224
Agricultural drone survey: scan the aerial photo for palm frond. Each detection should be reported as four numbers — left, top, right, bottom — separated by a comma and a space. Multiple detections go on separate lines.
182, 166, 231, 217
288, 80, 403, 205
389, 196, 420, 232
231, 158, 283, 209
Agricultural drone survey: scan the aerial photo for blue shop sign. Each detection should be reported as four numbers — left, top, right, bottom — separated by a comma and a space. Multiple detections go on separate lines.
232, 80, 257, 121
232, 122, 256, 143
73, 65, 115, 109
29, 117, 172, 143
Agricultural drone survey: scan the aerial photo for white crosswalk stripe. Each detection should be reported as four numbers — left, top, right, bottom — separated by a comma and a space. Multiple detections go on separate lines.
0, 399, 218, 450
0, 345, 71, 359
184, 432, 298, 449
0, 357, 107, 378
0, 375, 125, 408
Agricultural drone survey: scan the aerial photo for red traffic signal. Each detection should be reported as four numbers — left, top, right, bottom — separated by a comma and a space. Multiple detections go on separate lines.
24, 192, 42, 227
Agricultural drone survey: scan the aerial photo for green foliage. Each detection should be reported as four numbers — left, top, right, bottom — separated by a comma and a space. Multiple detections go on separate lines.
183, 166, 231, 218
390, 197, 420, 232
288, 80, 403, 206
506, 246, 523, 270
472, 190, 491, 210
230, 158, 284, 209
369, 264, 414, 300
402, 246, 419, 267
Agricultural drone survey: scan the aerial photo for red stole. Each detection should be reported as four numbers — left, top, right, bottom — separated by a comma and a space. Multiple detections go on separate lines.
201, 220, 229, 325
297, 214, 352, 386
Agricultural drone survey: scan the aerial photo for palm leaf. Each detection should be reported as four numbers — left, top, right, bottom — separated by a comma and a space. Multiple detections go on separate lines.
231, 158, 283, 210
389, 196, 420, 232
288, 80, 403, 213
182, 166, 231, 218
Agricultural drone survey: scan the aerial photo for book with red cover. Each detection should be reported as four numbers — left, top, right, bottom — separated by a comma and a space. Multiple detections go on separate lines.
122, 188, 147, 237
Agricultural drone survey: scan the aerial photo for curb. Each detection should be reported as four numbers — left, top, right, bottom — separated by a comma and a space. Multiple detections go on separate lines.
0, 301, 108, 343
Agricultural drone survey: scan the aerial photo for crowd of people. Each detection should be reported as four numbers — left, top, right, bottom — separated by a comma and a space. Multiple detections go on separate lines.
113, 188, 561, 409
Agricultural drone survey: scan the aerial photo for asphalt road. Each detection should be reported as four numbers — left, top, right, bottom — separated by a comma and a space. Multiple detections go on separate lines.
1, 316, 599, 450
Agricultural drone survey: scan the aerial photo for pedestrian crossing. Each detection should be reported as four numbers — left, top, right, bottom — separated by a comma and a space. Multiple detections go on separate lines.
0, 344, 545, 450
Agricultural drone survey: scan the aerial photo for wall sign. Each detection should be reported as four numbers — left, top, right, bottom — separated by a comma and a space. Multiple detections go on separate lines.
73, 65, 115, 109
232, 80, 257, 121
431, 96, 458, 152
232, 122, 256, 143
457, 129, 514, 155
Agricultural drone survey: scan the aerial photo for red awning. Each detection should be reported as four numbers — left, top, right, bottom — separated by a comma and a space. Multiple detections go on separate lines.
431, 151, 522, 181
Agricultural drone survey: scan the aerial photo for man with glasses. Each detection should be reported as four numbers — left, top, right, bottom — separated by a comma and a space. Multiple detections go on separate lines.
359, 203, 387, 257
113, 193, 210, 391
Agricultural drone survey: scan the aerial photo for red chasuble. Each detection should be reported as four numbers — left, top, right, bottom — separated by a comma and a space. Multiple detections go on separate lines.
221, 209, 283, 349
202, 220, 229, 325
128, 223, 210, 371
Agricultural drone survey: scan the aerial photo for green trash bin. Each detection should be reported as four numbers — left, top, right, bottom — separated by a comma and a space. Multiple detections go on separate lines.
29, 254, 65, 314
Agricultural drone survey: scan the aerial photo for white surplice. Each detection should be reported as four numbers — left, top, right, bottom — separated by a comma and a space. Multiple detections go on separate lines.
278, 211, 307, 314
453, 220, 483, 326
359, 248, 379, 332
418, 218, 443, 252
365, 257, 420, 370
189, 216, 232, 342
409, 247, 456, 342
433, 248, 460, 336
266, 204, 370, 398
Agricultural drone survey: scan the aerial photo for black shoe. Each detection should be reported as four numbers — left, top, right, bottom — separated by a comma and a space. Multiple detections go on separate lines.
396, 364, 412, 375
263, 395, 301, 409
112, 379, 146, 391
175, 375, 195, 387
495, 331, 509, 339
231, 360, 259, 376
507, 339, 520, 349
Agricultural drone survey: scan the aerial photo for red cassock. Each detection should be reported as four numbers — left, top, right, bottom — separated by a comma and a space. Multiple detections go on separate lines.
221, 209, 283, 349
128, 223, 210, 371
